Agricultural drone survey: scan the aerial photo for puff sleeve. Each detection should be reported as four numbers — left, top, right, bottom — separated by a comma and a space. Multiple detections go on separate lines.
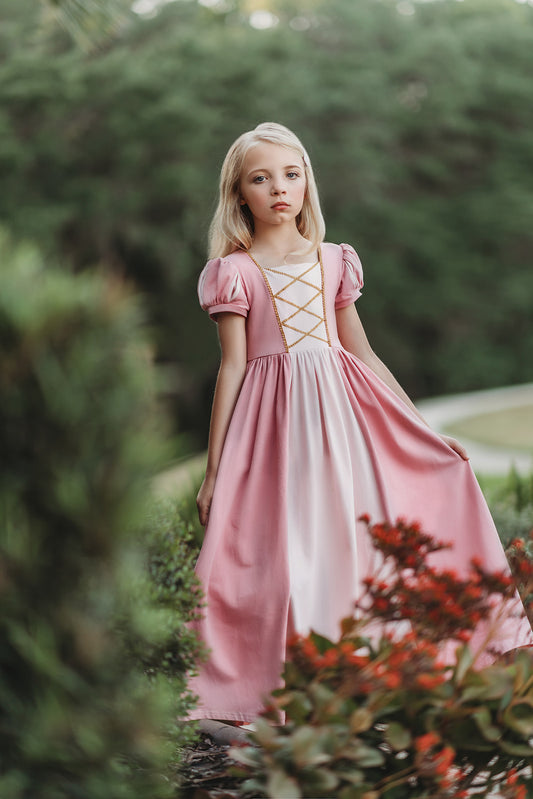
197, 256, 249, 320
335, 243, 364, 309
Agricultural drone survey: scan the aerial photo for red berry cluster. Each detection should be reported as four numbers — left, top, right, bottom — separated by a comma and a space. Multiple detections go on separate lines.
358, 517, 515, 643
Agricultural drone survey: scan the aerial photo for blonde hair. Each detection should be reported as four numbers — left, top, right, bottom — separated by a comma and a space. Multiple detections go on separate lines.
208, 122, 326, 259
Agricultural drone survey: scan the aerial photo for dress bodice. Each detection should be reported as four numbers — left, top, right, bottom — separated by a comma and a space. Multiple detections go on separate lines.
247, 256, 332, 353
198, 242, 364, 360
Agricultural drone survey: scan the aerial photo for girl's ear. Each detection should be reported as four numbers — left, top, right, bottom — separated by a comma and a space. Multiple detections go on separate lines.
239, 197, 247, 206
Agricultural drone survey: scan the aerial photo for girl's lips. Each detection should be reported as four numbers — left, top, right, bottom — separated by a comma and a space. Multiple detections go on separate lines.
272, 202, 289, 209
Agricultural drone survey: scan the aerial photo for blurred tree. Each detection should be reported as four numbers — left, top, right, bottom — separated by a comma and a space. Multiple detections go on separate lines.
0, 227, 198, 798
40, 0, 133, 50
1, 0, 532, 446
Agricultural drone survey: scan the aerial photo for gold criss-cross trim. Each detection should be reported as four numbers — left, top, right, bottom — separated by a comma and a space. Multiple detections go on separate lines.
247, 246, 331, 350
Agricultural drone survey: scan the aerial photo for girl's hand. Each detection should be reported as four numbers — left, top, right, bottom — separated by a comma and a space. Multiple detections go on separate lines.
439, 434, 469, 460
197, 475, 216, 526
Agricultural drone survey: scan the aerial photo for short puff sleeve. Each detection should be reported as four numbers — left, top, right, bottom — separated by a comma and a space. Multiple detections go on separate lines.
335, 243, 364, 309
197, 257, 249, 320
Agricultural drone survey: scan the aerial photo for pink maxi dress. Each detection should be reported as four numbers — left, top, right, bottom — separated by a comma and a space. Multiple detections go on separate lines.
189, 242, 532, 723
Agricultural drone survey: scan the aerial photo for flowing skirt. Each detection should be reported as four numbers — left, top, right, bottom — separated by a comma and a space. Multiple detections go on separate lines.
188, 347, 532, 722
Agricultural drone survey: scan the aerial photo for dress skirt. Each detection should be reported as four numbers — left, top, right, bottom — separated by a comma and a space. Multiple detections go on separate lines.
188, 243, 532, 722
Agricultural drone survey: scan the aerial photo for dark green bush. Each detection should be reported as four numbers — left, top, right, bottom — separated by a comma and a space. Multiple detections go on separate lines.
3, 0, 533, 445
118, 495, 206, 744
0, 228, 198, 798
168, 477, 205, 552
482, 469, 533, 546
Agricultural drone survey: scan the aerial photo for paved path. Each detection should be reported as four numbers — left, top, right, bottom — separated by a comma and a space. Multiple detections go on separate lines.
152, 451, 207, 497
417, 382, 533, 476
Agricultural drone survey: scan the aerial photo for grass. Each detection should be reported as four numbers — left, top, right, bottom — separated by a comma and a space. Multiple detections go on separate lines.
445, 404, 533, 451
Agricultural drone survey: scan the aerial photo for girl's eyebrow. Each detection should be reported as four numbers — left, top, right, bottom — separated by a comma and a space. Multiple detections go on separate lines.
246, 164, 302, 177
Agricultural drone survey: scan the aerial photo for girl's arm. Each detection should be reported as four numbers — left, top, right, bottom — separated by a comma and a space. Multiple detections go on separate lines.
196, 312, 248, 526
336, 304, 469, 459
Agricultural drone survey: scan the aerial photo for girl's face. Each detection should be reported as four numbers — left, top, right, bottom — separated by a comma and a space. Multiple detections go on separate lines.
239, 142, 306, 230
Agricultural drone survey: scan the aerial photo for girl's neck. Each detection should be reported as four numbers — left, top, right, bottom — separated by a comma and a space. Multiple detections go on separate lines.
248, 225, 313, 266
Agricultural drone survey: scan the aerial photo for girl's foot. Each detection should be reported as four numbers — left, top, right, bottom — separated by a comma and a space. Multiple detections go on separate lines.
198, 718, 252, 745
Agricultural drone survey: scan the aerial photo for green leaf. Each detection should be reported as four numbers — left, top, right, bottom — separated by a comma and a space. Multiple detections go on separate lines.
285, 690, 313, 724
472, 707, 503, 742
503, 699, 533, 737
461, 667, 514, 703
282, 661, 308, 688
266, 767, 301, 799
290, 725, 331, 768
242, 777, 268, 795
454, 644, 474, 683
339, 788, 363, 799
385, 721, 412, 751
308, 682, 343, 718
309, 630, 336, 654
336, 768, 365, 786
352, 743, 386, 768
302, 767, 339, 793
252, 717, 280, 749
482, 667, 516, 701
499, 740, 533, 757
350, 707, 374, 734
229, 746, 262, 769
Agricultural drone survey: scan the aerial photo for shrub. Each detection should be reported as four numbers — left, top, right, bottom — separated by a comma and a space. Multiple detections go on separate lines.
482, 469, 533, 547
0, 228, 197, 798
506, 534, 533, 629
232, 518, 533, 799
118, 495, 206, 751
170, 477, 205, 551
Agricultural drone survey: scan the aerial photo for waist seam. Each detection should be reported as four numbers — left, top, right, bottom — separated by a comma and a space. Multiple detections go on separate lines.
247, 345, 342, 363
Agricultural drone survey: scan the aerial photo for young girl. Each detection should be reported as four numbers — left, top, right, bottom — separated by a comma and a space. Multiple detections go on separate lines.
189, 122, 532, 726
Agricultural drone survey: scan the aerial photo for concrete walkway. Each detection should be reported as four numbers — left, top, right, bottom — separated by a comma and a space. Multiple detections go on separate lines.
152, 451, 207, 497
417, 382, 533, 476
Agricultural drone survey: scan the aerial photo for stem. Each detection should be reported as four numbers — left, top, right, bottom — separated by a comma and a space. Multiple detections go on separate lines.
374, 764, 416, 792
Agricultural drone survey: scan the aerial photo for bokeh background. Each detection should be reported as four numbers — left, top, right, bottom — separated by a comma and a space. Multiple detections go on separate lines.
2, 3, 533, 795
2, 0, 533, 456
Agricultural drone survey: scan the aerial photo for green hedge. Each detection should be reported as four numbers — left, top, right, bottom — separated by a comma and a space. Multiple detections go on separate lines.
0, 228, 200, 798
2, 0, 533, 445
120, 495, 205, 727
479, 469, 533, 547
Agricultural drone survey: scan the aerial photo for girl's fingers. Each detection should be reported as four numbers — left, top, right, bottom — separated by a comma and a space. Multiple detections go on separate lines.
196, 493, 211, 526
200, 479, 216, 525
440, 434, 469, 460
197, 502, 206, 526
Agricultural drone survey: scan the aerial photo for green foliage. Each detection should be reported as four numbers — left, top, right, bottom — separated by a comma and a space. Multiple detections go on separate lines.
0, 227, 196, 797
482, 469, 533, 546
118, 495, 206, 743
165, 475, 206, 551
1, 0, 533, 443
40, 0, 133, 51
231, 519, 533, 798
506, 535, 533, 629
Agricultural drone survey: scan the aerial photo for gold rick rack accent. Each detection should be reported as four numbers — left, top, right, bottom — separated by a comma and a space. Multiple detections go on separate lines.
247, 246, 331, 351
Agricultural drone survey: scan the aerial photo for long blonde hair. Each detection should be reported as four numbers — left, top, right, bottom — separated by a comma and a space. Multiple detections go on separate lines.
208, 122, 326, 259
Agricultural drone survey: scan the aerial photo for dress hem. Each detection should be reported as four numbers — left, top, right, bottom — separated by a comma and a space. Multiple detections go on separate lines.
188, 711, 262, 723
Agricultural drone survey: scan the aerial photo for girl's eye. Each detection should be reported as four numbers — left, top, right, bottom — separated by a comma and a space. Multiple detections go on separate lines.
253, 175, 267, 183
287, 171, 300, 179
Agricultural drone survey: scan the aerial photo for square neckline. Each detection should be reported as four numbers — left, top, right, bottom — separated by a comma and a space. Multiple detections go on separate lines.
246, 246, 321, 271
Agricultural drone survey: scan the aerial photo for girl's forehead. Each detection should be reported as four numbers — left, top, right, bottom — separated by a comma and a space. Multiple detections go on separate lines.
241, 141, 303, 173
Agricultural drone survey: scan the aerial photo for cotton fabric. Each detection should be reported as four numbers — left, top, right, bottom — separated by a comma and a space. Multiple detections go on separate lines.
189, 242, 532, 723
